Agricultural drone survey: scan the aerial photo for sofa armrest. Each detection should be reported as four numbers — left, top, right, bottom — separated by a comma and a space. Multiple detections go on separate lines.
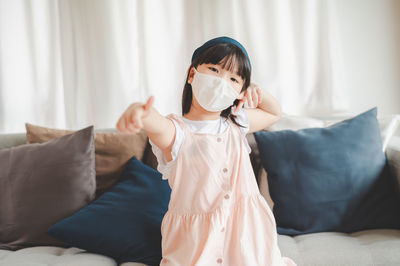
385, 136, 400, 193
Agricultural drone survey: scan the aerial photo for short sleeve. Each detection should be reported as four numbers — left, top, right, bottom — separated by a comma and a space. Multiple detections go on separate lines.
231, 106, 252, 153
148, 118, 184, 180
231, 106, 250, 135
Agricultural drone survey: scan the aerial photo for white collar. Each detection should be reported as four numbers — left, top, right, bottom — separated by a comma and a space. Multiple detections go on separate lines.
181, 116, 221, 123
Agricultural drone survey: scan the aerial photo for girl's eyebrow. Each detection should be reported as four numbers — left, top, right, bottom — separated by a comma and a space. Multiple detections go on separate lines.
214, 63, 240, 76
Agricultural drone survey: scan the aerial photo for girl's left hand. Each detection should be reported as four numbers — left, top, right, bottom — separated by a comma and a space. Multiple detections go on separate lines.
235, 83, 262, 113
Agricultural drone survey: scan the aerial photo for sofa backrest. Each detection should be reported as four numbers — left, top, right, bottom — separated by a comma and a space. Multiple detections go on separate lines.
1, 113, 398, 186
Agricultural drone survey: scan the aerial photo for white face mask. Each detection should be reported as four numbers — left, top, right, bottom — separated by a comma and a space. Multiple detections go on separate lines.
191, 68, 239, 112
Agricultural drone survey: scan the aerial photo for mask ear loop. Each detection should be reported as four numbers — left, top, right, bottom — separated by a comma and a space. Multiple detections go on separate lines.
190, 67, 198, 85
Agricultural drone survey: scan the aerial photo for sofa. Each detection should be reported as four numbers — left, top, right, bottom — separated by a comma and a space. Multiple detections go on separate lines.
0, 110, 399, 266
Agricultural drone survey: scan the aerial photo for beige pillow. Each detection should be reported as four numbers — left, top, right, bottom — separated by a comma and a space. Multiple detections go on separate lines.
25, 123, 147, 198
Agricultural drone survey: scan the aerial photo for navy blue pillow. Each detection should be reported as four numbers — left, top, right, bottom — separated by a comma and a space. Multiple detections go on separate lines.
254, 107, 400, 236
46, 156, 171, 266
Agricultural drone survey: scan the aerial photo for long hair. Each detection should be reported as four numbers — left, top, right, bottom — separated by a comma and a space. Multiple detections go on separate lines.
181, 43, 251, 128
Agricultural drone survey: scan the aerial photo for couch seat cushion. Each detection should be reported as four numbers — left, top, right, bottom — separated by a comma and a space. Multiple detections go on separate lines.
277, 229, 400, 266
0, 246, 117, 266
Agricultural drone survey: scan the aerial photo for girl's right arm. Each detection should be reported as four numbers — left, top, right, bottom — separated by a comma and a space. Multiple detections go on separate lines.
116, 96, 175, 160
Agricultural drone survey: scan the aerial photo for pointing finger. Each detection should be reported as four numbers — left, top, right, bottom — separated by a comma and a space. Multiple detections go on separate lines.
144, 96, 154, 111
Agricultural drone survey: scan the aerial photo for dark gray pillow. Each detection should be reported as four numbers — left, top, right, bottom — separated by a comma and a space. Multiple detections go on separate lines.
0, 125, 96, 250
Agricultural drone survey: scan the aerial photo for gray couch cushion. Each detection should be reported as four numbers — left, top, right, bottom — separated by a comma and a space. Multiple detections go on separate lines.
278, 229, 400, 266
25, 124, 148, 200
0, 246, 118, 266
0, 133, 26, 149
386, 136, 400, 193
0, 126, 96, 250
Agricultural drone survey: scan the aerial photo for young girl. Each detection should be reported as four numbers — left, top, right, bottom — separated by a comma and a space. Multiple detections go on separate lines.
116, 36, 297, 266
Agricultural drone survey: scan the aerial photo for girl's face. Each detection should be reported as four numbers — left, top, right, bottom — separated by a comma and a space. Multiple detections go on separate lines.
187, 63, 245, 97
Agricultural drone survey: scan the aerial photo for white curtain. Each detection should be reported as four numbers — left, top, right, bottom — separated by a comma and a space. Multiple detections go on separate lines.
0, 0, 350, 133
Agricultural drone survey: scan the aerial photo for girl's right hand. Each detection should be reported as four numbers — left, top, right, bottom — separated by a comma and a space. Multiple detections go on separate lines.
116, 96, 155, 134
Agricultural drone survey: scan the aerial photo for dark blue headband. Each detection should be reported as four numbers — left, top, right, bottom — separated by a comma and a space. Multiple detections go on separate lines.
191, 36, 252, 72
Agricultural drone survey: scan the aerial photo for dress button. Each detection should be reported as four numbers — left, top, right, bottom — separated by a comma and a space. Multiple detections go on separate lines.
222, 168, 228, 173
221, 227, 225, 232
217, 137, 222, 142
224, 194, 230, 199
217, 258, 223, 263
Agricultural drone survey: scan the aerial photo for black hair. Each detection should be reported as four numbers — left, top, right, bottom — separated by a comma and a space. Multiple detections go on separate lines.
181, 43, 251, 128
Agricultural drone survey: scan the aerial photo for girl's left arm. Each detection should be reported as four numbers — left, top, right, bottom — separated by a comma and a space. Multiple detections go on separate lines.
235, 83, 283, 133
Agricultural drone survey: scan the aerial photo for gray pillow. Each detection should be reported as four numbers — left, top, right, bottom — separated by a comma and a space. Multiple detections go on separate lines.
0, 125, 96, 250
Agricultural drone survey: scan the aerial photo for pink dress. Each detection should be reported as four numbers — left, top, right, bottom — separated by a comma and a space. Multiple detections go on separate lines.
159, 113, 297, 266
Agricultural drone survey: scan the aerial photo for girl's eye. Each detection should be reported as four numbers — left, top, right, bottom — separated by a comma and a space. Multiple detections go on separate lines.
209, 67, 219, 73
231, 77, 238, 83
